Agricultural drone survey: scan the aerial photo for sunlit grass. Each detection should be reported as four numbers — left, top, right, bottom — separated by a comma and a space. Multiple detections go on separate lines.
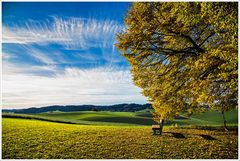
2, 118, 238, 159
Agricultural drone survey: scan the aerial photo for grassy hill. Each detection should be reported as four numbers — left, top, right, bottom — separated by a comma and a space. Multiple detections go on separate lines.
3, 109, 238, 127
175, 109, 238, 126
37, 111, 154, 126
3, 110, 238, 126
2, 118, 238, 159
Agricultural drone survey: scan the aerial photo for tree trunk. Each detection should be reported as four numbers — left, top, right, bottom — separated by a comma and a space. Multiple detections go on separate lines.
222, 111, 228, 131
159, 119, 164, 135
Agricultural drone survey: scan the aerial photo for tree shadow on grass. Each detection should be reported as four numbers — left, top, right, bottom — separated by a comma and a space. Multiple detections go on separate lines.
199, 134, 217, 140
171, 132, 186, 138
164, 132, 186, 139
163, 132, 217, 140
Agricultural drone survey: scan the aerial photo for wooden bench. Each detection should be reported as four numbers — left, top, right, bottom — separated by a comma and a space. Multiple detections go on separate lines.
152, 125, 163, 135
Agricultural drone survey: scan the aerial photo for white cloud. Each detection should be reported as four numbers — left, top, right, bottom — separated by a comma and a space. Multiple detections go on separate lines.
2, 65, 147, 109
3, 17, 124, 50
2, 16, 145, 109
3, 61, 58, 77
21, 45, 57, 65
2, 51, 17, 60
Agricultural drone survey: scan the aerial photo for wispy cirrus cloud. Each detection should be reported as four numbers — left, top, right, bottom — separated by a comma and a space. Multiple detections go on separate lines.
3, 65, 147, 109
21, 45, 57, 65
2, 15, 146, 109
2, 3, 145, 109
3, 16, 124, 50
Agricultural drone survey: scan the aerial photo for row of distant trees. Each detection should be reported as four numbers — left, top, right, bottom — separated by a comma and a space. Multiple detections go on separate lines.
3, 104, 152, 114
116, 2, 237, 132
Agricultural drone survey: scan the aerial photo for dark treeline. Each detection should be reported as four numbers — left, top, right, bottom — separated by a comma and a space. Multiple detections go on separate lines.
3, 103, 152, 114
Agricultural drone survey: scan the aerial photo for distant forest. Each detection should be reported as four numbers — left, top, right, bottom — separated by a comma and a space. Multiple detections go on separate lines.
2, 103, 152, 114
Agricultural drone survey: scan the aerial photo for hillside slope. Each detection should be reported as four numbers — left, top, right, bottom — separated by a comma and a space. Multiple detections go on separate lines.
3, 109, 238, 127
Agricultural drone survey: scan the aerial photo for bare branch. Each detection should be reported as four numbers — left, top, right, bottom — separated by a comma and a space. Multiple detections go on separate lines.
199, 32, 216, 47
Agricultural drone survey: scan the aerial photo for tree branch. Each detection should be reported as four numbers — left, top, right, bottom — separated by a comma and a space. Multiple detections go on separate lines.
167, 29, 204, 53
199, 31, 216, 47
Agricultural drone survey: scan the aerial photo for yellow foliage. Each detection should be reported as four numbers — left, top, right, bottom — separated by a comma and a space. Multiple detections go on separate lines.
116, 2, 238, 122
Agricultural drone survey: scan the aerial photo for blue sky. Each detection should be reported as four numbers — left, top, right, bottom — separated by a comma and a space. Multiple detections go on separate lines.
2, 2, 147, 109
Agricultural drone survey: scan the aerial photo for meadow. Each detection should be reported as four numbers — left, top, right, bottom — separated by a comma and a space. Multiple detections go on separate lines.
2, 110, 238, 159
3, 109, 238, 126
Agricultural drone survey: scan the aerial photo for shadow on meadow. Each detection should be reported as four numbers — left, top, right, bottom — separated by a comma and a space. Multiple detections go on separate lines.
163, 132, 186, 139
158, 131, 218, 141
199, 134, 217, 140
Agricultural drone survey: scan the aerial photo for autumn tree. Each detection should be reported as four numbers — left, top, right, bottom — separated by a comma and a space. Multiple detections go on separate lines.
116, 2, 237, 132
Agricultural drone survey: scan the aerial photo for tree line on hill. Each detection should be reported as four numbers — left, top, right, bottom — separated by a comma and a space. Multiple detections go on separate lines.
2, 103, 152, 114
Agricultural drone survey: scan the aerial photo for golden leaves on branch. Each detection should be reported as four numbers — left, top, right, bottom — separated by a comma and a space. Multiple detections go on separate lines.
116, 2, 238, 122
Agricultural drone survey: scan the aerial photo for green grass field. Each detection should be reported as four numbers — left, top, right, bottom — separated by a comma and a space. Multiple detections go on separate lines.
3, 109, 238, 126
36, 109, 239, 126
2, 118, 238, 159
37, 111, 154, 125
2, 109, 238, 159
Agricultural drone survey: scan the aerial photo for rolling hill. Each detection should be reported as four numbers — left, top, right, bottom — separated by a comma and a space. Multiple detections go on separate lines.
2, 109, 238, 127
